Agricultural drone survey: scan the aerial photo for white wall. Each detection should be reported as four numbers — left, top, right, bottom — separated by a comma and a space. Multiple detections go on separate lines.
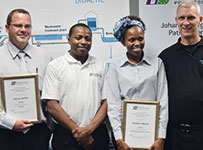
0, 0, 129, 63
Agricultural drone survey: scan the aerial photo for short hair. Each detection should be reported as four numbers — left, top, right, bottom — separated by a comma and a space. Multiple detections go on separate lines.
177, 0, 201, 16
7, 8, 31, 25
68, 23, 92, 37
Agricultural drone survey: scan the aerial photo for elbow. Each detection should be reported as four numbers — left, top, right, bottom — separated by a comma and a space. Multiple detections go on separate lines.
46, 100, 58, 116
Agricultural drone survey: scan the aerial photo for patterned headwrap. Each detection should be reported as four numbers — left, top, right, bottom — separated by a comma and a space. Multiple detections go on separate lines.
113, 17, 145, 42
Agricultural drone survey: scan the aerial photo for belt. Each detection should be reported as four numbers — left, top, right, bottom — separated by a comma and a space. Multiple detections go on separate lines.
169, 122, 202, 133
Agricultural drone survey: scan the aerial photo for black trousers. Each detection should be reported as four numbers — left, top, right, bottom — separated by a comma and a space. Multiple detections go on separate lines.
164, 122, 203, 150
52, 123, 110, 150
0, 122, 51, 150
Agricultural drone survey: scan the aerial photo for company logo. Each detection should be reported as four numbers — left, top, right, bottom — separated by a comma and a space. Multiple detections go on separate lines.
11, 81, 16, 85
146, 0, 169, 5
89, 72, 102, 78
10, 80, 29, 86
133, 105, 138, 110
132, 105, 150, 111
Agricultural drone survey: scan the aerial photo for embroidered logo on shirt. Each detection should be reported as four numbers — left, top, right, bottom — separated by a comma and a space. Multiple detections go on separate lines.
89, 73, 102, 78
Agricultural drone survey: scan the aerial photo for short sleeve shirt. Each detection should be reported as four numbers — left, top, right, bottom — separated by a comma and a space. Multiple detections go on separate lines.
42, 51, 108, 127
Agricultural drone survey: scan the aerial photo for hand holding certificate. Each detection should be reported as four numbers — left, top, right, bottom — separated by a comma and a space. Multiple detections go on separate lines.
0, 74, 41, 123
122, 100, 160, 150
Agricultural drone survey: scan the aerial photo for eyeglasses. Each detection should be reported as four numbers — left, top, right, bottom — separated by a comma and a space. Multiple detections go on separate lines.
10, 24, 32, 29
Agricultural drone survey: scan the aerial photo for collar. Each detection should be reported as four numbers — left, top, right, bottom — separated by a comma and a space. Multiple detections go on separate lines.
176, 36, 203, 50
65, 51, 96, 65
119, 52, 152, 67
7, 41, 32, 59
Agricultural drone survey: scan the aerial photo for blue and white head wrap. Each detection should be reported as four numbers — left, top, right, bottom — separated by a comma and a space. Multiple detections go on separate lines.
113, 17, 145, 42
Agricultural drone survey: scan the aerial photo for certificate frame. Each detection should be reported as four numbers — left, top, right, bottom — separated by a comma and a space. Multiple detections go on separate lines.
122, 99, 160, 150
0, 74, 41, 123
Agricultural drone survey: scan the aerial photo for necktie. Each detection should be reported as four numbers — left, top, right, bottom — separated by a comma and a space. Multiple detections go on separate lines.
18, 52, 28, 74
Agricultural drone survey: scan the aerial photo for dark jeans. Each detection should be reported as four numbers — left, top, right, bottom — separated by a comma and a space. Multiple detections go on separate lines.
0, 122, 51, 150
52, 123, 110, 150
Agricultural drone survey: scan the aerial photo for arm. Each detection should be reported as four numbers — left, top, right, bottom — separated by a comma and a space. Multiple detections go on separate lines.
157, 59, 168, 138
149, 139, 164, 150
72, 63, 108, 148
12, 119, 33, 131
41, 61, 78, 131
46, 100, 78, 131
116, 140, 132, 150
71, 100, 107, 149
107, 63, 131, 149
72, 99, 107, 139
87, 99, 107, 131
47, 100, 95, 149
42, 62, 95, 149
151, 59, 168, 150
0, 107, 33, 131
42, 61, 77, 131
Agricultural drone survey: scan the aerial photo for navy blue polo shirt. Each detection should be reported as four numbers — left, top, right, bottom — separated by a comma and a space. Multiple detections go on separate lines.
159, 37, 203, 124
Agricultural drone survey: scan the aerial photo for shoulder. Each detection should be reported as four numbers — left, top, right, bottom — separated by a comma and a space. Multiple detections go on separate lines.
0, 45, 8, 55
159, 42, 179, 60
48, 55, 66, 68
89, 55, 107, 69
0, 45, 10, 62
27, 45, 48, 61
44, 56, 66, 78
146, 55, 163, 63
110, 56, 126, 68
145, 55, 164, 69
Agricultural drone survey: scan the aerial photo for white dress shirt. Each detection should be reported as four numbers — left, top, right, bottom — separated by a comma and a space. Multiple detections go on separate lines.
0, 41, 49, 130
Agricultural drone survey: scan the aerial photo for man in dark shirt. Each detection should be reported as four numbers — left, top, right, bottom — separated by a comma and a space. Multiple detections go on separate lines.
159, 1, 203, 150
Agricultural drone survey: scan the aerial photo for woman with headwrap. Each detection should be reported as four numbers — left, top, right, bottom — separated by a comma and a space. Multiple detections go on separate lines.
107, 16, 168, 150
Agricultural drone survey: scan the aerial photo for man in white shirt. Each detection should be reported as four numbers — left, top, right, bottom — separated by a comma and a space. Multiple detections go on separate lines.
42, 23, 109, 150
0, 9, 51, 150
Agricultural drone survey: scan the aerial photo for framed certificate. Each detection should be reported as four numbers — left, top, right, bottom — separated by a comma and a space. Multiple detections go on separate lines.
0, 74, 41, 123
122, 100, 160, 150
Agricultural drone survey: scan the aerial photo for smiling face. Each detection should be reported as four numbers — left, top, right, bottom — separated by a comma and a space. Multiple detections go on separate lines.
122, 26, 145, 63
176, 5, 202, 42
5, 12, 31, 50
68, 26, 92, 63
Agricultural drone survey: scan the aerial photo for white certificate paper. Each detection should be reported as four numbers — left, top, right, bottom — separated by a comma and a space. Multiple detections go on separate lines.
0, 74, 41, 123
122, 100, 159, 149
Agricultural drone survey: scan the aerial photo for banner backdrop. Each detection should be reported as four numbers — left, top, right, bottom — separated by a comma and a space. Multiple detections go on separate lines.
0, 0, 129, 64
139, 0, 203, 56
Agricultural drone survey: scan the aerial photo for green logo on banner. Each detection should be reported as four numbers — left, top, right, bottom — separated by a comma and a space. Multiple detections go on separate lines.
146, 0, 169, 5
158, 0, 169, 4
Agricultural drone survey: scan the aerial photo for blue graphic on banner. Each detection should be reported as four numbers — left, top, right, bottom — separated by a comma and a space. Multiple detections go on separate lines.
78, 17, 117, 42
0, 16, 117, 47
